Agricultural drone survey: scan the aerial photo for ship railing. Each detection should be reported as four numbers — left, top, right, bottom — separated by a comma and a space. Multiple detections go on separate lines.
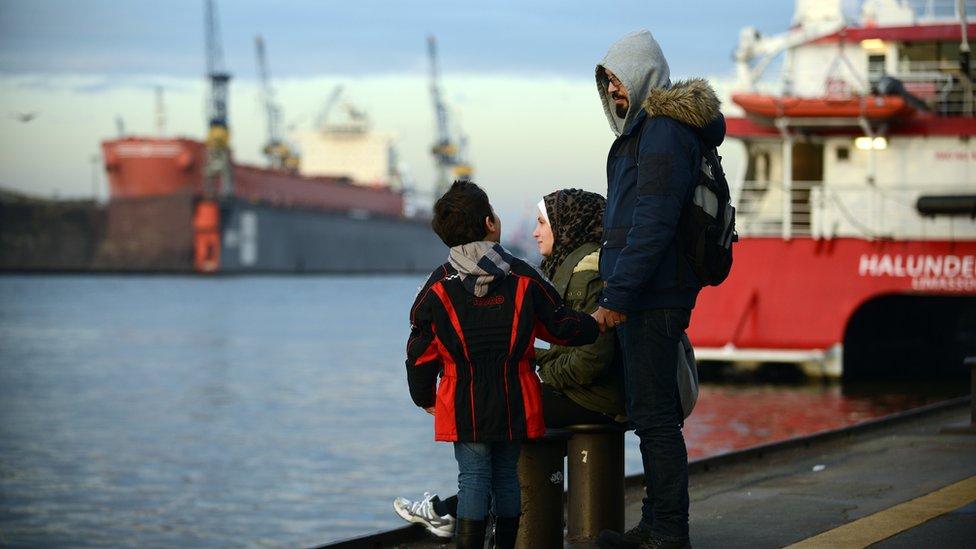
883, 63, 976, 116
750, 63, 976, 117
733, 179, 816, 239
733, 180, 975, 241
903, 0, 976, 21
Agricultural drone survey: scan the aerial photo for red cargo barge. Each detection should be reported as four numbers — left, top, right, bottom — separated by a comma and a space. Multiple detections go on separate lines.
98, 137, 444, 273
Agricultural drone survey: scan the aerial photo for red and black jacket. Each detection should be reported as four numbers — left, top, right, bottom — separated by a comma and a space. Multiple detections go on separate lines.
406, 258, 599, 442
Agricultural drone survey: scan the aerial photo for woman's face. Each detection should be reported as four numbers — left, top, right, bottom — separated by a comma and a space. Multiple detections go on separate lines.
533, 212, 554, 257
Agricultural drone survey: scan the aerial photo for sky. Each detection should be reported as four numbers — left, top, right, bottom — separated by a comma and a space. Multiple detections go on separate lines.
0, 0, 798, 226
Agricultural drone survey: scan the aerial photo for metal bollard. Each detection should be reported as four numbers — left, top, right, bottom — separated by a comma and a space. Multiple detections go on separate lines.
968, 356, 976, 427
516, 428, 570, 549
565, 423, 627, 543
942, 356, 976, 434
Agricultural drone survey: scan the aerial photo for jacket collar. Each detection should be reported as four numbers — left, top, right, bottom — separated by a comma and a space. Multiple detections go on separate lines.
550, 242, 600, 297
620, 109, 647, 138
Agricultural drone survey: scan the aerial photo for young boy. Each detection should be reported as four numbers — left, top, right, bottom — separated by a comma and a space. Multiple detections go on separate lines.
406, 181, 599, 548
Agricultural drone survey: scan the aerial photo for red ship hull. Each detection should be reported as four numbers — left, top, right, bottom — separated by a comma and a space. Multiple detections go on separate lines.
101, 137, 405, 217
91, 137, 445, 273
690, 237, 976, 373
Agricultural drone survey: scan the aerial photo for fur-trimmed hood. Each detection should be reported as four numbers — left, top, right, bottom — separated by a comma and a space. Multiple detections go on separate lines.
643, 78, 726, 147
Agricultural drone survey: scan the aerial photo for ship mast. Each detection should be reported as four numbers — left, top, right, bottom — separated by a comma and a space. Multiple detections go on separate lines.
204, 0, 232, 197
426, 35, 472, 198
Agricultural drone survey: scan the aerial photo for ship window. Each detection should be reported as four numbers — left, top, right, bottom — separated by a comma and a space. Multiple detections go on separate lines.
746, 150, 772, 182
868, 55, 886, 86
898, 42, 959, 68
836, 146, 850, 161
899, 42, 938, 64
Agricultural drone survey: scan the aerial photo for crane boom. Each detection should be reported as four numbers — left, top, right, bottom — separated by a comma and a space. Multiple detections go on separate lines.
426, 35, 472, 198
204, 0, 231, 131
427, 36, 451, 149
255, 36, 281, 149
253, 35, 297, 170
315, 85, 345, 129
203, 0, 232, 196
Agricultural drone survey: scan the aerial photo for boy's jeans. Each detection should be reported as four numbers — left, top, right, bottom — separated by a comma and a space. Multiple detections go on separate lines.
617, 308, 691, 541
453, 441, 522, 520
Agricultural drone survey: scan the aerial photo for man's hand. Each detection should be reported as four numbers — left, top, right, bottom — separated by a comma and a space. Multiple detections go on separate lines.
592, 306, 627, 333
424, 406, 435, 415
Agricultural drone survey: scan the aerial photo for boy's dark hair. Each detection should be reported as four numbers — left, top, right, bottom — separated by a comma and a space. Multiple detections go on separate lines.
431, 180, 494, 247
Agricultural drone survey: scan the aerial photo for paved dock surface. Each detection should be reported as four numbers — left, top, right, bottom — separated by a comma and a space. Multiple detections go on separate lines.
345, 404, 976, 548
648, 405, 975, 548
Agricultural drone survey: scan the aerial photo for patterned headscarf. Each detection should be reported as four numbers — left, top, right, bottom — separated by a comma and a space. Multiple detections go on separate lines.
539, 189, 606, 280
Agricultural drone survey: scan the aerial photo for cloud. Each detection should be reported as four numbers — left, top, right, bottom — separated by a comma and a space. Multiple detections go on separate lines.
9, 74, 197, 95
0, 1, 795, 78
0, 69, 745, 219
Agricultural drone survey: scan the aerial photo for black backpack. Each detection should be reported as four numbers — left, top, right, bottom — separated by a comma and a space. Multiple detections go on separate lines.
633, 122, 736, 286
678, 146, 736, 286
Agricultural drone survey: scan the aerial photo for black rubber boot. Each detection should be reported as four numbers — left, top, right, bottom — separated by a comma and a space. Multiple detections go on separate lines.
455, 518, 486, 549
493, 515, 520, 549
597, 520, 653, 548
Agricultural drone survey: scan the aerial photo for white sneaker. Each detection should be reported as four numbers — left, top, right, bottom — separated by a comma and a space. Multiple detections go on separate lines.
393, 491, 456, 538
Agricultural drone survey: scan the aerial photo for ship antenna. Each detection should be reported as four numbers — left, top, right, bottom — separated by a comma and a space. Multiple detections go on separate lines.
959, 0, 972, 83
155, 86, 166, 137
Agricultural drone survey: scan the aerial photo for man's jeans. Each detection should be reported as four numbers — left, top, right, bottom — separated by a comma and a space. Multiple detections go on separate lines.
453, 441, 522, 520
617, 308, 691, 540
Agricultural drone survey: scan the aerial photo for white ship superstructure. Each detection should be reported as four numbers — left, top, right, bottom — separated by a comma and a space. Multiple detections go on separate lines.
689, 0, 976, 378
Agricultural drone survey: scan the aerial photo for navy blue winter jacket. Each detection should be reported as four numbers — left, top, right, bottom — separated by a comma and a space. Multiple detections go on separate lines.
599, 79, 727, 312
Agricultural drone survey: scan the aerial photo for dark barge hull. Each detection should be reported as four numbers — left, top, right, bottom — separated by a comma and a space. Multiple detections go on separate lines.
216, 198, 445, 273
0, 192, 446, 274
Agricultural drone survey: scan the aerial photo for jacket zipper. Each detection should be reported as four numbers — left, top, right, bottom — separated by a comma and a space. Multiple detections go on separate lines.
504, 361, 512, 440
468, 361, 477, 441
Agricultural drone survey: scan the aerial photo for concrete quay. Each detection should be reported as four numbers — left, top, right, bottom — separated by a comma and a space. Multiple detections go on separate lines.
322, 399, 975, 548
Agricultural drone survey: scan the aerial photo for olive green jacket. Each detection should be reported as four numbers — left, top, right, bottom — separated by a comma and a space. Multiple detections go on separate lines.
536, 242, 625, 418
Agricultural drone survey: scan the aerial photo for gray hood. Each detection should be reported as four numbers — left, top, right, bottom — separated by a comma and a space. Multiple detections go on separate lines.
596, 29, 671, 136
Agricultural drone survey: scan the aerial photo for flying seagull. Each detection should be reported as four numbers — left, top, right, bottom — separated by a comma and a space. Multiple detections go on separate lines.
10, 112, 39, 123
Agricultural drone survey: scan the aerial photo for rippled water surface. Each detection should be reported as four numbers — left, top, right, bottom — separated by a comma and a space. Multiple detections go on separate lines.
0, 276, 962, 547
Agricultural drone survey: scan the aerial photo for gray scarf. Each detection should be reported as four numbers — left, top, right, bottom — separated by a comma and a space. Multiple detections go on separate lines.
448, 241, 513, 297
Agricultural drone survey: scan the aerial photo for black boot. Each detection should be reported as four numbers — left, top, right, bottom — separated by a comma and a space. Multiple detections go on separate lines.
455, 518, 486, 549
493, 515, 520, 549
597, 520, 653, 548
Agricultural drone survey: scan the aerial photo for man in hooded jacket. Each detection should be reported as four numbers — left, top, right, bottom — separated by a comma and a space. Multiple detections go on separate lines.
591, 30, 725, 549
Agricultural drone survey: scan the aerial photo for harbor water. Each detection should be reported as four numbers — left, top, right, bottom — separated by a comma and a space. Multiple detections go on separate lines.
0, 275, 964, 547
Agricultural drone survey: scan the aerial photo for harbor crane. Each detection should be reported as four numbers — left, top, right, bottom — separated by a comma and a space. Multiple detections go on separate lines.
204, 0, 233, 196
315, 85, 345, 129
314, 85, 370, 133
254, 35, 298, 170
426, 35, 472, 198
